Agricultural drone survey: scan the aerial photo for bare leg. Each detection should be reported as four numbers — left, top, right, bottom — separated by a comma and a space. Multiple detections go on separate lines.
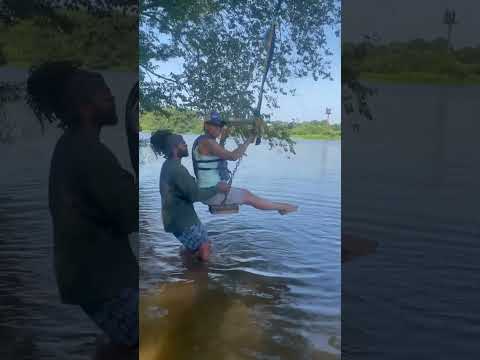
194, 242, 210, 262
243, 190, 298, 215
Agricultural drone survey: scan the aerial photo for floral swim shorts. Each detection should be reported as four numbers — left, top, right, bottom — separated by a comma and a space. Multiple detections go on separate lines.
174, 223, 209, 252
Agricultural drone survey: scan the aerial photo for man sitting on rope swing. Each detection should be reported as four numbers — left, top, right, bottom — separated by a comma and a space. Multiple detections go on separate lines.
192, 111, 298, 215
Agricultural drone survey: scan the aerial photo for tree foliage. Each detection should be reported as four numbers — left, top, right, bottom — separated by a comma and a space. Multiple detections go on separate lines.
342, 35, 480, 131
341, 37, 378, 124
1, 0, 137, 24
0, 1, 137, 142
345, 37, 480, 77
0, 82, 24, 143
140, 108, 204, 134
140, 0, 340, 153
140, 108, 340, 151
289, 119, 340, 139
0, 11, 137, 70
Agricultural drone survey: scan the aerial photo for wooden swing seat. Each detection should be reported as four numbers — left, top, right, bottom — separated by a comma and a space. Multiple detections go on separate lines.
208, 204, 239, 215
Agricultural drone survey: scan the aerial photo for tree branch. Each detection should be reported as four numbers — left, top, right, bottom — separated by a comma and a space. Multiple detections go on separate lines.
140, 64, 178, 83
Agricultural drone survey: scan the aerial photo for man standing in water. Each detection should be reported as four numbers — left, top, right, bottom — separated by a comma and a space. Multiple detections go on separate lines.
26, 62, 138, 359
150, 130, 230, 261
193, 111, 298, 214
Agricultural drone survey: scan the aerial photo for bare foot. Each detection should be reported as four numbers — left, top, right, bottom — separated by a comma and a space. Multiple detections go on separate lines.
278, 204, 298, 215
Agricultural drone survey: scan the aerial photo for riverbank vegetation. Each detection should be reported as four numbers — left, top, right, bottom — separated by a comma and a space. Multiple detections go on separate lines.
140, 109, 340, 140
0, 11, 136, 70
343, 38, 480, 85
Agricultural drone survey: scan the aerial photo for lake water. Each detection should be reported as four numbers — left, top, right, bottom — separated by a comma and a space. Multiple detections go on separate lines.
139, 134, 341, 359
342, 83, 480, 359
4, 66, 477, 359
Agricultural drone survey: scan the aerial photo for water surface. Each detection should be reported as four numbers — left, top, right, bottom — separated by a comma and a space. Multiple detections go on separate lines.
342, 83, 480, 359
139, 134, 341, 359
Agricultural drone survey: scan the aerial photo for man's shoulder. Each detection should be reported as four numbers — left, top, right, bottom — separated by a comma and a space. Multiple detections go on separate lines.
53, 133, 109, 159
197, 135, 218, 154
70, 136, 121, 173
163, 159, 187, 174
196, 134, 216, 144
85, 139, 117, 163
175, 161, 190, 174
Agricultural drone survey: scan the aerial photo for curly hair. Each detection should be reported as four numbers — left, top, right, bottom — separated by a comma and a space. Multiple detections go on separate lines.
126, 82, 139, 175
26, 61, 104, 130
150, 129, 175, 158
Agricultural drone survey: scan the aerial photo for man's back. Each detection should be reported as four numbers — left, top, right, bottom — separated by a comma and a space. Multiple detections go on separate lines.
159, 159, 216, 235
49, 132, 138, 305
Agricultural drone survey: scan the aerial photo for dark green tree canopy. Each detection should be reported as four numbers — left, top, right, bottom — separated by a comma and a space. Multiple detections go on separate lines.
1, 0, 137, 24
0, 1, 138, 142
140, 0, 340, 120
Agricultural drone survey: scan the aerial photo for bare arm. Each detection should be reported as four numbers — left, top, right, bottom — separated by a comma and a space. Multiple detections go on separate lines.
203, 136, 254, 161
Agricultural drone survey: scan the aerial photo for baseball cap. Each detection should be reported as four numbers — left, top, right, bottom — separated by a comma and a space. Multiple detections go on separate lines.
206, 111, 226, 126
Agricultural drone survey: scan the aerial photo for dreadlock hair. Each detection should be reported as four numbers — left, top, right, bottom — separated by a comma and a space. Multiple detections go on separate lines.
26, 61, 105, 131
125, 82, 139, 176
150, 130, 175, 159
125, 81, 139, 132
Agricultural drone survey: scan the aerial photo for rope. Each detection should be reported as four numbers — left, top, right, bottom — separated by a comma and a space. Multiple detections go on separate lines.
219, 143, 243, 206
220, 0, 282, 206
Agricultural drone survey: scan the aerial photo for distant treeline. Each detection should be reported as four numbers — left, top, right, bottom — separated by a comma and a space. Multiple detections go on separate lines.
140, 109, 341, 140
0, 11, 136, 70
344, 38, 480, 84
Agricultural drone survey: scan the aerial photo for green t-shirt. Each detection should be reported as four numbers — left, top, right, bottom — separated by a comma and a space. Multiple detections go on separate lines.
160, 159, 217, 235
49, 131, 138, 305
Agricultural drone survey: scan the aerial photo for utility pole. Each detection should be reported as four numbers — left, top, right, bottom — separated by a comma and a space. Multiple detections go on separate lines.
443, 8, 458, 52
325, 107, 332, 122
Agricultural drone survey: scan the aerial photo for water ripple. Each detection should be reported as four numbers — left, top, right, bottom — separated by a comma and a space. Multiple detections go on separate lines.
140, 138, 340, 359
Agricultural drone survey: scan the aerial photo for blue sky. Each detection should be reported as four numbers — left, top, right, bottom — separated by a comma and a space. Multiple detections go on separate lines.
152, 28, 341, 124
273, 29, 340, 123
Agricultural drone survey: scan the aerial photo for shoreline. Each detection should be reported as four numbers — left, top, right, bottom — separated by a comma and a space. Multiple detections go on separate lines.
140, 131, 340, 141
359, 72, 480, 86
